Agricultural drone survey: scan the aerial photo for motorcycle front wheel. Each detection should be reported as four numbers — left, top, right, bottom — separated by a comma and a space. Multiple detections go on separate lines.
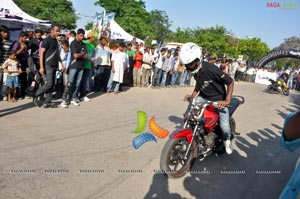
160, 137, 197, 178
283, 89, 289, 96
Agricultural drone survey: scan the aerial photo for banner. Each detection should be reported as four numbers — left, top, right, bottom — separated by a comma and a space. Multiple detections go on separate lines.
94, 11, 115, 38
254, 70, 277, 85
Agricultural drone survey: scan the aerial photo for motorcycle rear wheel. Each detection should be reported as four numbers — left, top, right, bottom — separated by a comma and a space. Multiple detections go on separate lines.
160, 137, 197, 178
266, 85, 275, 93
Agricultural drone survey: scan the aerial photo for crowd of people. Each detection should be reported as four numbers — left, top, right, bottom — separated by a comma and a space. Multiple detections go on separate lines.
1, 23, 300, 108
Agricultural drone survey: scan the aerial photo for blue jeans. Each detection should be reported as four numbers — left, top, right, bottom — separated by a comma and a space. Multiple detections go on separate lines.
80, 68, 92, 98
153, 66, 162, 87
180, 70, 188, 86
6, 76, 19, 87
160, 71, 167, 87
107, 72, 120, 92
63, 68, 83, 100
194, 96, 232, 141
171, 72, 179, 86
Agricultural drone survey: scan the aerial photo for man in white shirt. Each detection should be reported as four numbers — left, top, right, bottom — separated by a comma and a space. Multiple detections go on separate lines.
152, 48, 166, 88
93, 36, 111, 92
141, 47, 153, 86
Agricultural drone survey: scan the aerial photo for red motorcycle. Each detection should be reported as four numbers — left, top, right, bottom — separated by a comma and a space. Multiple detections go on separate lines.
160, 96, 244, 178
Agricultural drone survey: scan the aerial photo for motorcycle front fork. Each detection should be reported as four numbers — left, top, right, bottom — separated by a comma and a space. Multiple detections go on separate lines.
184, 124, 198, 160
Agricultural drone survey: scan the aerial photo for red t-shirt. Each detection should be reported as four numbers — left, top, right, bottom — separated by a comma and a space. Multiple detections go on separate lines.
134, 52, 143, 68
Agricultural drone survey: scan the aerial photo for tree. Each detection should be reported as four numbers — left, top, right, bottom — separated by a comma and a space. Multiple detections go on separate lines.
149, 10, 172, 42
239, 38, 270, 63
13, 0, 78, 29
278, 36, 300, 50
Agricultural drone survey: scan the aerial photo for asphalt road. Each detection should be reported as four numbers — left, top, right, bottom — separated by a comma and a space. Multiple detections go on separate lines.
0, 82, 299, 199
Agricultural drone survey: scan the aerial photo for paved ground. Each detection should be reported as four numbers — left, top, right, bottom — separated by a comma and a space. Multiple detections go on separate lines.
0, 82, 299, 199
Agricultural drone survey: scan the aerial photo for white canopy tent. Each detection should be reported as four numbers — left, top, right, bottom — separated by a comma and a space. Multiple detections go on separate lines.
109, 20, 144, 43
0, 0, 51, 29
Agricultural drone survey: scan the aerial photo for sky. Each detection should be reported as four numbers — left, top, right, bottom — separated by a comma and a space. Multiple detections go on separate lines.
72, 0, 300, 49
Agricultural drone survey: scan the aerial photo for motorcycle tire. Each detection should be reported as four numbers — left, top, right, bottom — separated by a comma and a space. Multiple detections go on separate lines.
160, 137, 197, 178
283, 89, 289, 96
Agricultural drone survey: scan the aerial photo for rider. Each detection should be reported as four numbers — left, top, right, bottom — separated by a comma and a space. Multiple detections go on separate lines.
180, 42, 235, 155
277, 72, 289, 91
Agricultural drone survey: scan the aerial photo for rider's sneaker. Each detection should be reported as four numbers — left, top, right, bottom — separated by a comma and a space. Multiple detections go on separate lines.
224, 140, 233, 155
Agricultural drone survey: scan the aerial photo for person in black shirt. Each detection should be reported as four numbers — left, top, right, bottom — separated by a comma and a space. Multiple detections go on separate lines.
180, 42, 234, 155
61, 28, 87, 107
33, 24, 63, 108
27, 29, 43, 95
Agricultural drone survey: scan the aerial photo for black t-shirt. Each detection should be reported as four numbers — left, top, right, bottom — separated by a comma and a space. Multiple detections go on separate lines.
194, 61, 233, 101
0, 40, 15, 66
42, 36, 59, 68
28, 37, 42, 58
69, 39, 86, 69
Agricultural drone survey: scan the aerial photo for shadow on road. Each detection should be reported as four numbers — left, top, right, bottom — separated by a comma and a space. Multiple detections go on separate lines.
144, 173, 187, 199
0, 102, 35, 117
145, 123, 298, 198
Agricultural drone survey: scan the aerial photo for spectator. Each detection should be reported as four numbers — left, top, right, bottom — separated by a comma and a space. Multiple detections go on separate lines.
245, 67, 254, 82
152, 48, 166, 88
27, 28, 43, 95
125, 43, 135, 86
0, 25, 15, 101
107, 42, 126, 94
61, 28, 87, 107
13, 31, 29, 99
292, 71, 298, 90
133, 46, 143, 87
150, 45, 159, 86
141, 47, 152, 87
34, 24, 63, 108
68, 30, 76, 44
1, 51, 22, 102
60, 39, 70, 88
231, 60, 238, 80
93, 36, 111, 92
79, 31, 95, 102
287, 70, 295, 89
55, 39, 70, 98
170, 52, 179, 86
160, 50, 171, 87
131, 37, 137, 51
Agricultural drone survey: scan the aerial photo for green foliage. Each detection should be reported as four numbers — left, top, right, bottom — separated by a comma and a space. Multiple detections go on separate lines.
149, 10, 172, 42
85, 22, 94, 30
13, 0, 78, 29
168, 25, 270, 61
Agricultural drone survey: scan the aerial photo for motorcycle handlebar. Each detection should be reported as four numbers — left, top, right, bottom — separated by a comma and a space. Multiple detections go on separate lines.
189, 98, 230, 108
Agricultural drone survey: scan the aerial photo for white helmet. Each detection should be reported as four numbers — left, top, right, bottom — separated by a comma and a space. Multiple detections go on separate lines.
179, 42, 202, 74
